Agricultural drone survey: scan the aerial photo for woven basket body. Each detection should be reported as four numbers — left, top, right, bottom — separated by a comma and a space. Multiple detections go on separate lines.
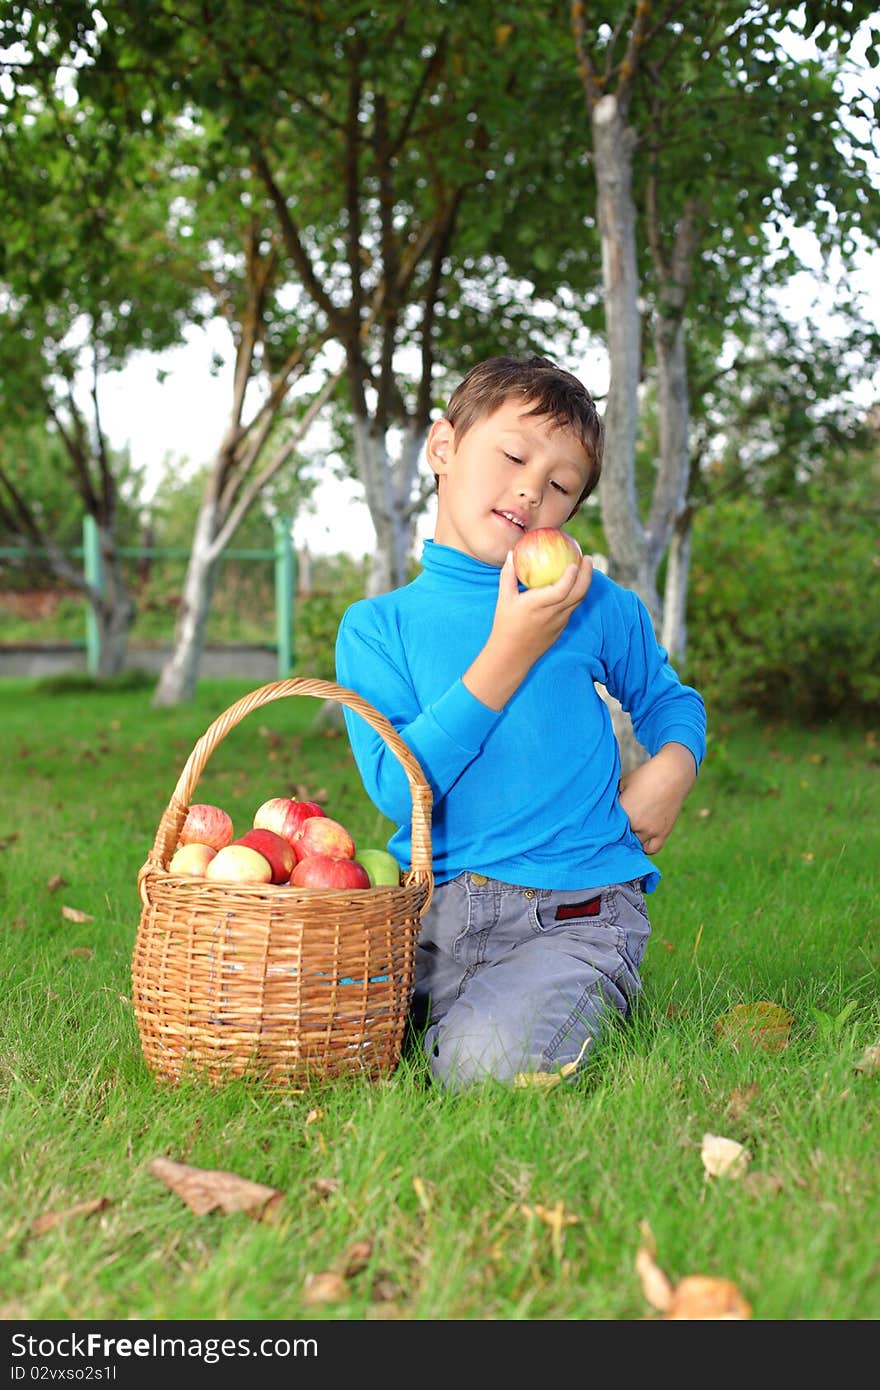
132, 679, 433, 1088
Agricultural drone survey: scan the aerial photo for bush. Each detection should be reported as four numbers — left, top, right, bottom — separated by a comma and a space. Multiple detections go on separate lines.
685, 495, 880, 722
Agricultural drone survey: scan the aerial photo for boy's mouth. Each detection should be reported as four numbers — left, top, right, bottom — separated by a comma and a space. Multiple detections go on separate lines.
494, 509, 527, 531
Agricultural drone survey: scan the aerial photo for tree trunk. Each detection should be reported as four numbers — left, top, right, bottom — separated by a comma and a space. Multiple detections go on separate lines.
352, 416, 420, 597
590, 94, 657, 619
151, 496, 222, 707
661, 514, 692, 663
93, 543, 135, 678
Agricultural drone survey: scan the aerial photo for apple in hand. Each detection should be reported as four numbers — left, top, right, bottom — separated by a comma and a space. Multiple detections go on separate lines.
253, 796, 325, 846
292, 815, 356, 863
178, 803, 234, 851
168, 842, 217, 876
204, 844, 273, 884
290, 855, 370, 889
512, 528, 582, 589
233, 828, 295, 884
357, 847, 402, 887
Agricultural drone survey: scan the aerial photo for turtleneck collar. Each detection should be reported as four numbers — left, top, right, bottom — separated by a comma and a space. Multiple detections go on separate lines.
418, 539, 502, 588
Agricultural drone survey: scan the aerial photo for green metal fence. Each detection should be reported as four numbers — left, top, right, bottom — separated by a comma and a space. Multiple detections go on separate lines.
0, 516, 297, 678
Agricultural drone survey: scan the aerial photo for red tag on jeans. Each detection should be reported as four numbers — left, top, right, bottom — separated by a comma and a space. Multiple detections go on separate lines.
554, 895, 601, 921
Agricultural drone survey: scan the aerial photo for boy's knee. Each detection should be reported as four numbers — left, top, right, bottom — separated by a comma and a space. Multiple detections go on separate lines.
425, 1013, 540, 1092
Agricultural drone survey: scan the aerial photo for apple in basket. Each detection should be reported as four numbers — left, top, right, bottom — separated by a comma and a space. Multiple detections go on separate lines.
178, 802, 234, 851
357, 847, 402, 886
253, 796, 325, 846
512, 527, 582, 589
290, 855, 370, 889
167, 842, 217, 876
234, 828, 295, 884
292, 815, 356, 863
205, 844, 273, 884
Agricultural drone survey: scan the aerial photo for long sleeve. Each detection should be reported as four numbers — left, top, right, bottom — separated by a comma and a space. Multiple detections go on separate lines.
601, 586, 706, 773
335, 602, 501, 829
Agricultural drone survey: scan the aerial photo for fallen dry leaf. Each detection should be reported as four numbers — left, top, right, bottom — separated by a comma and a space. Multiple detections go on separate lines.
312, 1177, 340, 1198
701, 1133, 752, 1180
61, 905, 95, 923
635, 1222, 752, 1320
855, 1042, 880, 1075
302, 1271, 349, 1305
664, 1275, 753, 1320
514, 1035, 591, 1089
520, 1201, 579, 1260
46, 874, 67, 893
342, 1239, 373, 1277
742, 1171, 784, 1198
714, 1000, 795, 1053
635, 1244, 673, 1312
148, 1157, 282, 1222
30, 1196, 110, 1237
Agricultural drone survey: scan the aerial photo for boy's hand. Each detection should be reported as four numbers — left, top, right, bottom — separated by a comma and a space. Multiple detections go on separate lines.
463, 550, 594, 710
618, 742, 697, 855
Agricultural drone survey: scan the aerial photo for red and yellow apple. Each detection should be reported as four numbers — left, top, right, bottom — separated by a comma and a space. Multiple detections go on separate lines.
233, 828, 295, 884
290, 855, 370, 889
512, 528, 582, 588
253, 796, 325, 846
292, 815, 356, 863
204, 844, 273, 884
178, 802, 234, 851
168, 842, 217, 876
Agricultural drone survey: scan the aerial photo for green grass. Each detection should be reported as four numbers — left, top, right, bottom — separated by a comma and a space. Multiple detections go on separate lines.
0, 677, 878, 1321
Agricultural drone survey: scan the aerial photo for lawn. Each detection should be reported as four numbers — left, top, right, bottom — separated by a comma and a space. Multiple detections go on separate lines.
0, 675, 878, 1323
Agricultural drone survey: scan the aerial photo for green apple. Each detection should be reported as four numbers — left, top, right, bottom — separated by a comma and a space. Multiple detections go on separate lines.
357, 847, 402, 887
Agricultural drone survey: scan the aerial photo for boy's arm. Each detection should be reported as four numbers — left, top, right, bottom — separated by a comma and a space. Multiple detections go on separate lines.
618, 742, 697, 855
463, 551, 594, 709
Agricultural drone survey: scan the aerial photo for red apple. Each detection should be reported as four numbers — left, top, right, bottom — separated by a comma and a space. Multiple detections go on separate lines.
253, 796, 326, 846
512, 527, 582, 588
178, 802, 234, 851
292, 815, 355, 863
168, 842, 217, 876
290, 855, 370, 889
233, 828, 295, 884
204, 844, 273, 884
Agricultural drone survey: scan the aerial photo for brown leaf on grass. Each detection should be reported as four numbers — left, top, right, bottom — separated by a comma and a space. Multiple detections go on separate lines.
714, 1000, 795, 1053
30, 1196, 110, 1237
46, 874, 67, 892
312, 1177, 340, 1199
342, 1239, 373, 1277
665, 1276, 753, 1320
854, 1042, 880, 1075
61, 905, 94, 924
742, 1171, 784, 1198
66, 947, 94, 960
302, 1271, 349, 1305
701, 1133, 752, 1180
0, 832, 20, 850
148, 1157, 282, 1222
636, 1222, 752, 1320
726, 1083, 760, 1120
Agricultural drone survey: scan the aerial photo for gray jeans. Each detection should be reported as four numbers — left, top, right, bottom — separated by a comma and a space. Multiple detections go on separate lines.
411, 873, 651, 1091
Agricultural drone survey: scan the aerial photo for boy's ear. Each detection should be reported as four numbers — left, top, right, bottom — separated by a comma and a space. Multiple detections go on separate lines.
426, 417, 454, 475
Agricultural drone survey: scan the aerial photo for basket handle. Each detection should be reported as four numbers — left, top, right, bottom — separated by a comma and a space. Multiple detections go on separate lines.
138, 677, 433, 901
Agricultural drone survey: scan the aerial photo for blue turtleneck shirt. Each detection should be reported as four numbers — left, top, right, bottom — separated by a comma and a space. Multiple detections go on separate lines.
335, 539, 706, 892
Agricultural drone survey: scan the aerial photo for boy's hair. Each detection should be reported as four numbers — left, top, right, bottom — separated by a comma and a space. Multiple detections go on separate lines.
442, 355, 605, 506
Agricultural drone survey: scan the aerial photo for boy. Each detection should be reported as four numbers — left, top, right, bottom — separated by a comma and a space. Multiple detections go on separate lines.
335, 355, 706, 1090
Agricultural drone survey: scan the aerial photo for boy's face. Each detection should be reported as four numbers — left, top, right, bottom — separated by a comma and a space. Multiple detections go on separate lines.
427, 399, 592, 568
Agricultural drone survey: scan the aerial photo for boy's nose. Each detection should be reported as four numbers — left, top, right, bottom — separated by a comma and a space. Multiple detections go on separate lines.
516, 476, 540, 504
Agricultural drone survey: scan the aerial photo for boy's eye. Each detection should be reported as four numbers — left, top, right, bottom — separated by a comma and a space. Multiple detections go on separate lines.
503, 451, 523, 464
550, 480, 570, 494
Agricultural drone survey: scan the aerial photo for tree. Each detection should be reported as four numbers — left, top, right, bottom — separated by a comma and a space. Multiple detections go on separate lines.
0, 24, 204, 675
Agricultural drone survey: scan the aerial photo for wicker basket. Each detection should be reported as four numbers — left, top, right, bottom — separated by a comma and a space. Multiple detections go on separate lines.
132, 678, 433, 1088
